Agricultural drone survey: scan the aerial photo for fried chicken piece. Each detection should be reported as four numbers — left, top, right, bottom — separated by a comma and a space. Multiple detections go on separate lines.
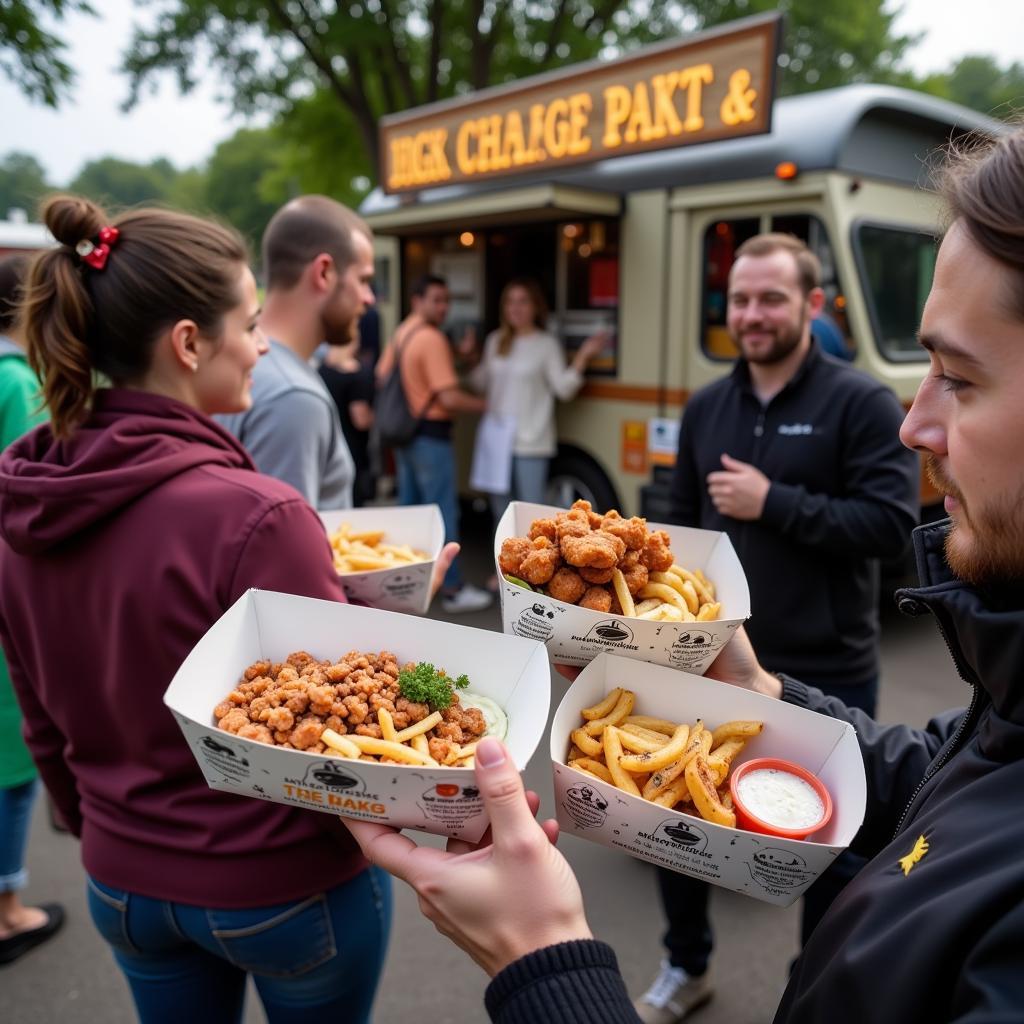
518, 536, 561, 586
570, 499, 604, 529
641, 529, 675, 572
621, 560, 649, 595
499, 536, 533, 575
547, 566, 587, 604
218, 709, 250, 734
243, 660, 271, 682
555, 508, 591, 540
261, 706, 295, 732
428, 737, 458, 764
237, 723, 273, 744
528, 518, 557, 542
579, 585, 613, 612
561, 530, 626, 569
579, 565, 614, 584
600, 512, 648, 550
289, 717, 323, 750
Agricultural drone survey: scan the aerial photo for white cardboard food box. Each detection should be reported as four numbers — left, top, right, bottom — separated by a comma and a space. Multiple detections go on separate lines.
495, 502, 750, 672
551, 653, 866, 906
164, 589, 550, 841
319, 504, 444, 615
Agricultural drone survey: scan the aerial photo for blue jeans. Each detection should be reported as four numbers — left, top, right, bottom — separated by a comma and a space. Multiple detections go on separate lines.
488, 455, 550, 526
395, 434, 461, 591
0, 778, 37, 893
86, 868, 391, 1024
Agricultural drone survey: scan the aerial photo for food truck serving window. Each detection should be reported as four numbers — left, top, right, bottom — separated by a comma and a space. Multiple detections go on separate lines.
701, 214, 850, 361
854, 223, 934, 362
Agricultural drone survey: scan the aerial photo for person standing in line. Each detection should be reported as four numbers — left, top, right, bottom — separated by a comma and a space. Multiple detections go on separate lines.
0, 256, 64, 965
376, 273, 493, 614
634, 233, 918, 1023
319, 333, 376, 506
464, 279, 607, 527
0, 196, 459, 1020
219, 195, 374, 509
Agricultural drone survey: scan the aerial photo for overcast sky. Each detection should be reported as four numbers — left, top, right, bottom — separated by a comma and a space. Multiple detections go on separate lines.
3, 0, 1022, 185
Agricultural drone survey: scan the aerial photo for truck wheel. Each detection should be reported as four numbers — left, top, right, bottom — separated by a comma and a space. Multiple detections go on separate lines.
545, 445, 621, 511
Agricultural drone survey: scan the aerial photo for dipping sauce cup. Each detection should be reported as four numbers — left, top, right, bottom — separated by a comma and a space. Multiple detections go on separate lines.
730, 757, 833, 840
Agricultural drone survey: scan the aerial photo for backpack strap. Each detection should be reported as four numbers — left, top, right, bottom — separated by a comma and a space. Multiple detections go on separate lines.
390, 322, 444, 422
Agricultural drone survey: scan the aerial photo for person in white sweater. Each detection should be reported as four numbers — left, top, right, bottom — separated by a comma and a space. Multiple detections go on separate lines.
466, 279, 606, 524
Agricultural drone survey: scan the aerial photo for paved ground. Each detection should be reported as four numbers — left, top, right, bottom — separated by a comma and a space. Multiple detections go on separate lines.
4, 512, 968, 1023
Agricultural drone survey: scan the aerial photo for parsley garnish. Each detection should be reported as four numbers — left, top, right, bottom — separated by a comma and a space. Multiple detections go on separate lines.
398, 662, 470, 711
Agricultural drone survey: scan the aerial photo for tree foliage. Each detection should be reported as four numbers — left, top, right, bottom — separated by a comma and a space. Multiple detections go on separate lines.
935, 55, 1024, 118
121, 0, 920, 186
0, 151, 51, 218
69, 156, 182, 208
0, 0, 93, 106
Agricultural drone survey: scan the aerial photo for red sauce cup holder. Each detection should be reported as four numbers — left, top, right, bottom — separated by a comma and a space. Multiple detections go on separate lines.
730, 757, 833, 840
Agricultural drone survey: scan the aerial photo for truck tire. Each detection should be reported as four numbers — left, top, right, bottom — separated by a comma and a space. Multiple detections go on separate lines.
545, 445, 621, 512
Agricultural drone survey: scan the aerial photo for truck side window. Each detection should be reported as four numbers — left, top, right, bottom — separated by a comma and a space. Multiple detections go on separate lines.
854, 224, 934, 361
701, 218, 759, 359
701, 214, 851, 361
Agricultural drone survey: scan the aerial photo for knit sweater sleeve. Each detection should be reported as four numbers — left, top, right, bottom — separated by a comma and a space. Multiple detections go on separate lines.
485, 941, 641, 1024
541, 335, 584, 401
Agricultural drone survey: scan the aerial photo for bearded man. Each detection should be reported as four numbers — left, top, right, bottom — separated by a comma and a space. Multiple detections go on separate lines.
636, 233, 920, 1023
219, 196, 375, 508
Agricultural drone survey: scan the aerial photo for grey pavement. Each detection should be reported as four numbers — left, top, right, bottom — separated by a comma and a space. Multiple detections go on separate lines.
4, 513, 967, 1024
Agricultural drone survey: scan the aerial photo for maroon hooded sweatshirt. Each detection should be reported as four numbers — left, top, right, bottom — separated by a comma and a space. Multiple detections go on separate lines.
0, 389, 366, 907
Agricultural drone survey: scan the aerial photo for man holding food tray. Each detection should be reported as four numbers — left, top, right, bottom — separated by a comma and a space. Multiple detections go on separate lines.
219, 195, 375, 509
637, 231, 919, 1019
348, 125, 1024, 1024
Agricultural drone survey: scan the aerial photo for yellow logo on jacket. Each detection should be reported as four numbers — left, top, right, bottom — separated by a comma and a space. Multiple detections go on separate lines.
899, 834, 929, 876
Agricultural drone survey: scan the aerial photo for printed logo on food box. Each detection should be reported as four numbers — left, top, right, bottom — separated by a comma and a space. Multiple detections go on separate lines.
668, 629, 728, 670
346, 567, 427, 608
651, 818, 711, 853
561, 782, 610, 829
279, 763, 387, 816
196, 733, 252, 781
416, 782, 485, 828
571, 619, 639, 652
745, 846, 814, 894
512, 601, 558, 642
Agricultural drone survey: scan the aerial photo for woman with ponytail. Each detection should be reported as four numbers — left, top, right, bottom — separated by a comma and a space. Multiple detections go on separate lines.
0, 196, 397, 1023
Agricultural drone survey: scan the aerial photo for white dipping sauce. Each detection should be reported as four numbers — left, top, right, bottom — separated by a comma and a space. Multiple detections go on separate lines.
736, 768, 824, 830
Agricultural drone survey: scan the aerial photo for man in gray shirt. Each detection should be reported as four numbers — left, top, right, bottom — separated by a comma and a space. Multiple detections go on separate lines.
219, 195, 375, 508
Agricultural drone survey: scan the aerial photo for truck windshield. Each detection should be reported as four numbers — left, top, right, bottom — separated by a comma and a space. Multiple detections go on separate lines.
855, 224, 936, 361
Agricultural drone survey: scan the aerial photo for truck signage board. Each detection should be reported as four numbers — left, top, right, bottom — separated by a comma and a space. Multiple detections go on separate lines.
380, 13, 781, 194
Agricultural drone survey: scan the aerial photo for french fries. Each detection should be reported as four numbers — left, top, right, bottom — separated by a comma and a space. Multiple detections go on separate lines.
567, 689, 762, 828
328, 522, 429, 574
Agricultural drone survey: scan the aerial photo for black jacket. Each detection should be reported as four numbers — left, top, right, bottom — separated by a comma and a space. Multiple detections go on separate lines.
669, 344, 919, 689
486, 521, 1024, 1024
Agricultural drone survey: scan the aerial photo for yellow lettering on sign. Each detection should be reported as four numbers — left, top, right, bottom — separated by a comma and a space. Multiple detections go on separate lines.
624, 81, 654, 143
478, 114, 503, 172
388, 130, 451, 187
567, 92, 593, 155
650, 72, 683, 139
456, 119, 477, 174
544, 98, 571, 159
721, 68, 757, 126
502, 109, 530, 166
528, 104, 547, 162
602, 84, 632, 148
678, 62, 714, 132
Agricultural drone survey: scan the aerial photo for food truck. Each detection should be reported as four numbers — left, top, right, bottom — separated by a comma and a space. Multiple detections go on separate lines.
360, 12, 1000, 516
0, 210, 53, 260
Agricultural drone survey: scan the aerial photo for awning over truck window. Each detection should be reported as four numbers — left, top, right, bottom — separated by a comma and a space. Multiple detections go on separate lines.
364, 183, 622, 235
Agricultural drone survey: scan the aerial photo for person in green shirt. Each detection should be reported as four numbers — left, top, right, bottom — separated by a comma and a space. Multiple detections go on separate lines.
0, 255, 64, 964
